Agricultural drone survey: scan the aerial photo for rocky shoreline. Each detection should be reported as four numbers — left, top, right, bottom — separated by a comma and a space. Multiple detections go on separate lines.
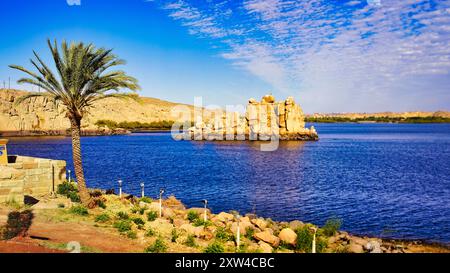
2, 185, 447, 253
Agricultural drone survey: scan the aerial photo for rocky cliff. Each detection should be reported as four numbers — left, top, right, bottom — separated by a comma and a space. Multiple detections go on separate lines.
182, 95, 318, 141
0, 89, 192, 136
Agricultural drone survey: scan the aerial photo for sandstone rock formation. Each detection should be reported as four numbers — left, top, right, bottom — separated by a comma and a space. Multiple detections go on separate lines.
0, 89, 192, 136
183, 95, 318, 141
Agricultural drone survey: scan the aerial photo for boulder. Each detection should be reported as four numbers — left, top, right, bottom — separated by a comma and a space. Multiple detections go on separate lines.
188, 207, 211, 216
173, 218, 189, 227
257, 241, 273, 253
251, 218, 268, 230
289, 220, 304, 230
215, 212, 234, 222
231, 221, 254, 236
162, 207, 175, 218
254, 231, 280, 247
180, 223, 203, 237
365, 241, 382, 253
348, 243, 364, 253
278, 228, 297, 245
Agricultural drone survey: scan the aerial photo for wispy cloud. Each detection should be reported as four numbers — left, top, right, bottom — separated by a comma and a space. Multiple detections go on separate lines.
154, 0, 450, 112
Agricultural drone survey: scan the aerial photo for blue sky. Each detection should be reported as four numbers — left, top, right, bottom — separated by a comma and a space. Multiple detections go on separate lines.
0, 0, 449, 113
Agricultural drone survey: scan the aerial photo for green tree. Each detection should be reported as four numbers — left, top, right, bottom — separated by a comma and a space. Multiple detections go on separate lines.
10, 39, 140, 206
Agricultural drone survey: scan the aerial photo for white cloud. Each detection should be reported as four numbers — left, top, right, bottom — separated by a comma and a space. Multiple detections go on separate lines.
67, 0, 81, 6
155, 0, 450, 112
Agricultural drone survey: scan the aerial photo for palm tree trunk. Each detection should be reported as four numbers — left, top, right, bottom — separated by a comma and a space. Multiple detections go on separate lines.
69, 116, 91, 206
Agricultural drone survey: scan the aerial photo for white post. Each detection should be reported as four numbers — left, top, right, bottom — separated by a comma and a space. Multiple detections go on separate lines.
159, 188, 164, 218
68, 170, 71, 183
140, 182, 145, 198
118, 180, 123, 198
203, 200, 208, 222
236, 215, 241, 251
311, 227, 317, 253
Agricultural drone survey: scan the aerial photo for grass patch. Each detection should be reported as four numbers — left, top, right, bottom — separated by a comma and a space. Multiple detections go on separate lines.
147, 211, 158, 222
117, 211, 129, 220
215, 227, 233, 242
203, 241, 224, 253
184, 234, 197, 248
146, 227, 156, 237
69, 205, 88, 216
187, 210, 200, 222
126, 231, 137, 239
144, 238, 167, 253
95, 213, 111, 223
140, 197, 153, 203
113, 220, 132, 233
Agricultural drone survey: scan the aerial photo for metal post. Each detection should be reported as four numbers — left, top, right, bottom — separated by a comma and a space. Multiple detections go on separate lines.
118, 180, 123, 198
159, 188, 165, 217
202, 199, 208, 222
140, 182, 145, 198
8, 77, 10, 89
310, 227, 317, 253
68, 170, 71, 183
236, 215, 241, 251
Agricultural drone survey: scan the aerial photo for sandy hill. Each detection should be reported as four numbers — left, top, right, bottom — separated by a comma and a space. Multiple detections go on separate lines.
0, 89, 192, 135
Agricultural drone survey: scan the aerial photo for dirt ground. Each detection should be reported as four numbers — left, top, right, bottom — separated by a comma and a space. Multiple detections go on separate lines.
0, 206, 145, 253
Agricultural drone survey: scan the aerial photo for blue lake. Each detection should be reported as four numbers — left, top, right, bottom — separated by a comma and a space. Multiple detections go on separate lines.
6, 123, 450, 243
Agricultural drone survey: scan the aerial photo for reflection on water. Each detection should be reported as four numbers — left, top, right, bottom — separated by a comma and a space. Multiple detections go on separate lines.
6, 123, 450, 243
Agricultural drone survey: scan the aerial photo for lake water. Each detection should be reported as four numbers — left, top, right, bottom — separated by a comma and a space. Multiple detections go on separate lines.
6, 123, 450, 243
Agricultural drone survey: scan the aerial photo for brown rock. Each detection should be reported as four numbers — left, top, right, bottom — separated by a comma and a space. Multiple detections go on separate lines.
278, 228, 297, 245
254, 231, 280, 247
257, 241, 273, 253
251, 218, 268, 230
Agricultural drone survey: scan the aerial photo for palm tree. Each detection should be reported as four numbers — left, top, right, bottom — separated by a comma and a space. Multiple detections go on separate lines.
10, 39, 140, 207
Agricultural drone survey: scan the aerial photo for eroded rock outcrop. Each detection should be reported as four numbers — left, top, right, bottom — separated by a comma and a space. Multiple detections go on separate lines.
0, 89, 191, 136
183, 95, 318, 141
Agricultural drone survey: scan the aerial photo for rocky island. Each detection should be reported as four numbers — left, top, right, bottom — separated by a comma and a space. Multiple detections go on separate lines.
183, 95, 318, 141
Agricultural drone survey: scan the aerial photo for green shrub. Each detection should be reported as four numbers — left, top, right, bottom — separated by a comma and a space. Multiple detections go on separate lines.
69, 205, 88, 216
127, 231, 137, 239
245, 227, 255, 240
184, 234, 197, 248
113, 220, 132, 233
131, 206, 146, 215
146, 228, 156, 237
192, 219, 212, 227
187, 210, 200, 222
1, 210, 34, 240
95, 213, 111, 223
322, 218, 342, 237
57, 181, 80, 202
295, 226, 327, 253
140, 197, 153, 203
145, 238, 167, 253
203, 241, 224, 253
295, 226, 313, 252
67, 192, 81, 203
215, 227, 233, 241
117, 211, 129, 220
171, 229, 179, 242
97, 200, 107, 209
57, 181, 77, 195
147, 211, 158, 221
132, 217, 145, 229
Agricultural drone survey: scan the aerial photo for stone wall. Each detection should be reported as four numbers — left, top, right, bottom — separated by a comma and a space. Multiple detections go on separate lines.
0, 155, 66, 204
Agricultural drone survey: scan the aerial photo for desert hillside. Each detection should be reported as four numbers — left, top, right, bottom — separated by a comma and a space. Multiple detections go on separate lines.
0, 89, 192, 135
